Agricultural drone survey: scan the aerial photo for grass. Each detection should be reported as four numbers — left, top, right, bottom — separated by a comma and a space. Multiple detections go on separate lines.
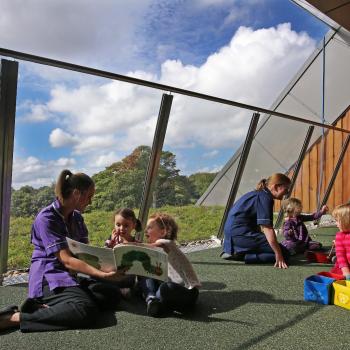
6, 206, 337, 270
7, 205, 224, 269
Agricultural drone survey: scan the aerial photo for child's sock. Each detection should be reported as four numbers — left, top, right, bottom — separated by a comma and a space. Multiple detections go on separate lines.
147, 298, 163, 317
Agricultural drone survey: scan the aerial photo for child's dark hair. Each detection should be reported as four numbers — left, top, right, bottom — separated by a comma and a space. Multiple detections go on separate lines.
55, 169, 94, 203
114, 208, 142, 232
149, 213, 178, 240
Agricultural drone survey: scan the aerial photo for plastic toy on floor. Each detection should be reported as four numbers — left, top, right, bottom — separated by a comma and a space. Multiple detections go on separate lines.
304, 275, 336, 305
305, 242, 335, 263
333, 280, 350, 310
317, 271, 344, 280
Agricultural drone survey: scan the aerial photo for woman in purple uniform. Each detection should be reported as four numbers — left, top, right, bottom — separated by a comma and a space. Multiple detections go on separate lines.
0, 169, 124, 332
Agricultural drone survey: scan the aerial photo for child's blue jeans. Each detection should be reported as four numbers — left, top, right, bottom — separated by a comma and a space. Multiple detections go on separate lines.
138, 277, 199, 313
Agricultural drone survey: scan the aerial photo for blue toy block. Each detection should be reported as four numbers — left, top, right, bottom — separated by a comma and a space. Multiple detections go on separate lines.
304, 275, 336, 305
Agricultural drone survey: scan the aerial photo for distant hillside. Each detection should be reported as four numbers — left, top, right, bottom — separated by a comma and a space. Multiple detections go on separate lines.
10, 145, 217, 216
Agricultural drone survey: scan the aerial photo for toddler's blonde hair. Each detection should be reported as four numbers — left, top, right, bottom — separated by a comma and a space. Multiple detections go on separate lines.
282, 197, 302, 216
332, 204, 350, 231
149, 213, 178, 240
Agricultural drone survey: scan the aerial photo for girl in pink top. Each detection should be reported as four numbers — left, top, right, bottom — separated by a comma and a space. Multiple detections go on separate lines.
331, 204, 350, 278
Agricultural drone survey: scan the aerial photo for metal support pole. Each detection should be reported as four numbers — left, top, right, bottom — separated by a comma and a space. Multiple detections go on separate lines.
317, 36, 327, 208
274, 126, 314, 229
137, 94, 173, 240
0, 60, 19, 276
318, 134, 350, 211
217, 113, 260, 239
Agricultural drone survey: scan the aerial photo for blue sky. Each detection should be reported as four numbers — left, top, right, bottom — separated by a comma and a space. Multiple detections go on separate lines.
0, 0, 329, 188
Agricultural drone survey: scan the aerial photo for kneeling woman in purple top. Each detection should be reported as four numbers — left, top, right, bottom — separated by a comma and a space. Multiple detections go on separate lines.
0, 169, 125, 332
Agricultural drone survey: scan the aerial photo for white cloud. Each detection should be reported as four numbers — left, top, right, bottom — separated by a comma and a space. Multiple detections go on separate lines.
203, 150, 219, 158
12, 23, 316, 186
40, 23, 315, 152
93, 152, 121, 168
157, 23, 315, 148
20, 103, 51, 122
73, 135, 116, 155
55, 157, 76, 167
193, 0, 264, 15
223, 7, 249, 26
49, 128, 78, 148
0, 0, 152, 73
193, 0, 238, 7
12, 156, 76, 189
195, 165, 223, 173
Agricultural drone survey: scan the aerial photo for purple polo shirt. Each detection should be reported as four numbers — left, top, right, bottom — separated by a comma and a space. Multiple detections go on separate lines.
28, 199, 89, 298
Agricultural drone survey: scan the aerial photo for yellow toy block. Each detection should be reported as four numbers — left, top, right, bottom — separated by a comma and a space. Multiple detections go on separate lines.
333, 280, 350, 310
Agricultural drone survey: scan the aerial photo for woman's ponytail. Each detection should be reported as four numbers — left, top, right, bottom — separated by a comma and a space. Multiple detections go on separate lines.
256, 178, 267, 191
55, 169, 93, 203
256, 173, 291, 191
55, 169, 73, 202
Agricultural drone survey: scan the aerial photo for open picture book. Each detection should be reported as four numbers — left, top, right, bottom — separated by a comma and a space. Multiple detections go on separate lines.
66, 237, 168, 281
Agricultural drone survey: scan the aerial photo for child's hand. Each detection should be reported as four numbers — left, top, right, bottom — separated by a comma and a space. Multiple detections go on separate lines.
149, 241, 170, 253
111, 228, 118, 239
287, 228, 294, 238
321, 205, 329, 214
121, 241, 143, 246
105, 228, 120, 247
150, 241, 163, 247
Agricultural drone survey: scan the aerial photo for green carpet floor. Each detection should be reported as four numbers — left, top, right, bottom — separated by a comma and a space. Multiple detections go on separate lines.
1, 227, 350, 350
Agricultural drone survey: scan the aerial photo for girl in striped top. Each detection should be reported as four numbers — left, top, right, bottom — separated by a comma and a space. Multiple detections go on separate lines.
331, 204, 350, 279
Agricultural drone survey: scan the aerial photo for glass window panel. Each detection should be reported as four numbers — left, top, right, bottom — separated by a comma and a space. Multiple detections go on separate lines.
9, 62, 161, 268
151, 95, 251, 241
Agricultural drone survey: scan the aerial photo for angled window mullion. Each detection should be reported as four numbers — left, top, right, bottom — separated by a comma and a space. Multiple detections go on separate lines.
217, 112, 260, 239
0, 59, 19, 275
318, 134, 350, 211
274, 126, 314, 229
138, 94, 173, 240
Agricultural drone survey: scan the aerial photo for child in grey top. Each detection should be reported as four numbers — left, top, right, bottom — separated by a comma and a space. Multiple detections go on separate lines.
138, 213, 201, 317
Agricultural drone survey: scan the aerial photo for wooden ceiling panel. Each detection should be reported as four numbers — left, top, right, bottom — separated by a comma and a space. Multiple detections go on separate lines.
306, 0, 350, 31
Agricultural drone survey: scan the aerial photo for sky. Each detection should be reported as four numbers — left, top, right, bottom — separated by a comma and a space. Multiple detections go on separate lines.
0, 0, 329, 189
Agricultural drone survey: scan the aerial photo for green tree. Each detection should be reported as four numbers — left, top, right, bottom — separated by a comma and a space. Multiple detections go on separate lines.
11, 186, 37, 217
92, 146, 149, 210
173, 175, 197, 206
33, 185, 55, 214
189, 172, 217, 200
10, 148, 217, 217
11, 185, 55, 217
92, 145, 196, 209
